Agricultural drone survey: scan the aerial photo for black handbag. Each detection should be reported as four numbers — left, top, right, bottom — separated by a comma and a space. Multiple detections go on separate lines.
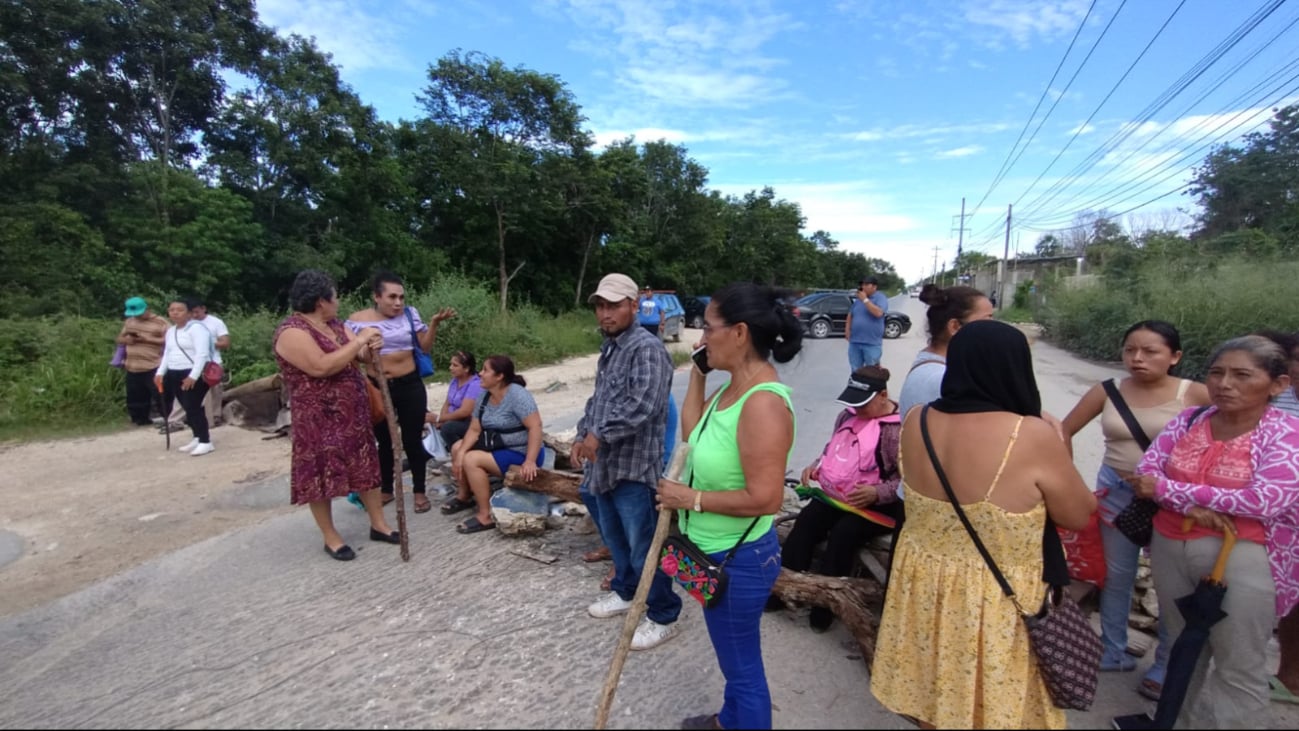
1107, 381, 1209, 546
471, 397, 526, 452
919, 405, 1102, 711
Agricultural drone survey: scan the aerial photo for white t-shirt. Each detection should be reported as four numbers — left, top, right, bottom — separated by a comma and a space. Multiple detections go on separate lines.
195, 314, 229, 365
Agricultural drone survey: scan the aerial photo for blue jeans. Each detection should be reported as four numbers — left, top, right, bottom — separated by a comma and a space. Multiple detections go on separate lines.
592, 480, 682, 625
848, 342, 882, 370
703, 529, 782, 730
1096, 464, 1169, 683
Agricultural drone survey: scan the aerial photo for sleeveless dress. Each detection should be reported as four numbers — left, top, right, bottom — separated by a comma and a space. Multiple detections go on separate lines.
273, 315, 381, 505
871, 418, 1064, 729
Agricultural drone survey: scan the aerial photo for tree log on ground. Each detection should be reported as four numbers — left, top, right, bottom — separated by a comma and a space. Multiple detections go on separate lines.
503, 466, 581, 503
772, 569, 882, 665
222, 374, 286, 428
222, 374, 282, 402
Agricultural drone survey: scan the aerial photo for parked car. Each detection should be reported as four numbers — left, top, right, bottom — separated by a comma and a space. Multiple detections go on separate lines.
681, 295, 710, 329
790, 292, 912, 340
641, 291, 686, 342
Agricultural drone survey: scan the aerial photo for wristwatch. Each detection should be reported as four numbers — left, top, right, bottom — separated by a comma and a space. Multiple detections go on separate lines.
693, 490, 703, 513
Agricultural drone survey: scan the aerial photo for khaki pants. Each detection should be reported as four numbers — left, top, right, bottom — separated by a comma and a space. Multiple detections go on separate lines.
1150, 531, 1275, 729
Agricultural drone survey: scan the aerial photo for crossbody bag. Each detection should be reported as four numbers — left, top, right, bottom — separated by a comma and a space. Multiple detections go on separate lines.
658, 394, 761, 609
919, 405, 1101, 711
404, 307, 435, 378
172, 324, 223, 387
471, 395, 528, 452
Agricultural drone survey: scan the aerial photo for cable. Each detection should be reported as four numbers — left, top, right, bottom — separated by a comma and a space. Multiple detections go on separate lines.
967, 0, 1100, 222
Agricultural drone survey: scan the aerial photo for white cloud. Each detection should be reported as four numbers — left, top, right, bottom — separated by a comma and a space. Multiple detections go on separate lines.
551, 0, 796, 109
713, 180, 919, 238
963, 0, 1092, 48
846, 121, 1015, 142
936, 145, 984, 159
256, 0, 414, 71
1069, 122, 1096, 135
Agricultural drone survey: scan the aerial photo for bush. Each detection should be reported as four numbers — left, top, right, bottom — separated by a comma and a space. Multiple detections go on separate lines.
0, 273, 605, 442
1040, 258, 1299, 379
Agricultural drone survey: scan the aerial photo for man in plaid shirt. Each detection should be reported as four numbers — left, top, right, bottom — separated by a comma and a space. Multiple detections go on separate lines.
573, 273, 681, 650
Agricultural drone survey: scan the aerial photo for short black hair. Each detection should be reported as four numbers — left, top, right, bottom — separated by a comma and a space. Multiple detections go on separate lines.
860, 275, 879, 286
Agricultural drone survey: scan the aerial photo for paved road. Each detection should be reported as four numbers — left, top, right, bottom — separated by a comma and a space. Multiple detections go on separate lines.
2, 294, 1296, 729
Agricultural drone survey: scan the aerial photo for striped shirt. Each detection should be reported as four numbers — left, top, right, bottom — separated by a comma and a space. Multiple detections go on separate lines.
1276, 387, 1299, 418
577, 325, 673, 493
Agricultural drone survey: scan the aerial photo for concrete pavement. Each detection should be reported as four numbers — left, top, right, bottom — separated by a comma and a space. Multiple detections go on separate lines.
3, 294, 1298, 728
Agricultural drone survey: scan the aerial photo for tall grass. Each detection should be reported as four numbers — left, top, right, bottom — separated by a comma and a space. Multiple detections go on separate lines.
0, 273, 604, 442
1039, 259, 1299, 379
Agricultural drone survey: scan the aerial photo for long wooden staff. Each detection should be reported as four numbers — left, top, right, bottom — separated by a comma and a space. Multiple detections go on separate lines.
371, 352, 410, 561
594, 443, 691, 729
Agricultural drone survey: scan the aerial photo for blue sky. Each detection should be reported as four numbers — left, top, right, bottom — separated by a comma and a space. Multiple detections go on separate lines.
254, 0, 1299, 284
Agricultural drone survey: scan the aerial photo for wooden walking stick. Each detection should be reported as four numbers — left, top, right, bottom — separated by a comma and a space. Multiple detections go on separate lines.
593, 443, 691, 729
370, 352, 410, 561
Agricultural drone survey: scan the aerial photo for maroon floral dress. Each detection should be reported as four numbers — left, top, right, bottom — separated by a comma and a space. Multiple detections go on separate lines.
274, 315, 380, 505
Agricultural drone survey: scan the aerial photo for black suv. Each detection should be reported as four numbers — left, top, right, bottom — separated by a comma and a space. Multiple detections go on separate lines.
790, 292, 912, 339
680, 295, 710, 330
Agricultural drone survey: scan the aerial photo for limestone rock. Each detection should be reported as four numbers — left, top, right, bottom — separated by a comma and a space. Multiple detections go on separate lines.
1139, 586, 1160, 619
1128, 610, 1158, 631
490, 488, 553, 537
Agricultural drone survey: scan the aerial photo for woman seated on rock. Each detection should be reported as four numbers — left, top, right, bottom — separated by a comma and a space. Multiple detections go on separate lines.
427, 350, 482, 451
445, 355, 544, 533
774, 365, 904, 631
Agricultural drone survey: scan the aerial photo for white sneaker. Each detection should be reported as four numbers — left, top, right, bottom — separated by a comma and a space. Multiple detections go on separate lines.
631, 617, 678, 651
178, 438, 200, 453
190, 442, 215, 457
587, 592, 632, 618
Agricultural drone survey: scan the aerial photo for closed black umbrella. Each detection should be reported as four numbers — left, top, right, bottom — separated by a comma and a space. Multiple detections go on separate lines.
1112, 527, 1237, 730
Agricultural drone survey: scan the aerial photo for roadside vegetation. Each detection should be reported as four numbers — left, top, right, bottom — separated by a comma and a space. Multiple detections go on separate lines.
1006, 105, 1299, 378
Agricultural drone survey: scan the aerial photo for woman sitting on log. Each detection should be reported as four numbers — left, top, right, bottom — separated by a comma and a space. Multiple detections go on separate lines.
446, 355, 544, 533
770, 364, 903, 632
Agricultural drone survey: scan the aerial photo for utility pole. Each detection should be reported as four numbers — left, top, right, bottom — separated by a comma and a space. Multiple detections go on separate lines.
996, 204, 1012, 310
930, 246, 941, 284
940, 260, 947, 287
950, 197, 969, 260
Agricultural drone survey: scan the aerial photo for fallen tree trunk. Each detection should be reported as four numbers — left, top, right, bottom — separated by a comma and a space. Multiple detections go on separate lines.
772, 569, 882, 665
503, 466, 582, 503
223, 374, 282, 403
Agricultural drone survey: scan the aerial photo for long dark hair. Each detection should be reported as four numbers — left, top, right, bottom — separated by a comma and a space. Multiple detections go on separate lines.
710, 282, 804, 363
453, 350, 477, 374
485, 354, 526, 387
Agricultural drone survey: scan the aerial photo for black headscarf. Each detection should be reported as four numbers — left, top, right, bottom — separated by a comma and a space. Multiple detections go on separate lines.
927, 320, 1068, 585
931, 319, 1041, 417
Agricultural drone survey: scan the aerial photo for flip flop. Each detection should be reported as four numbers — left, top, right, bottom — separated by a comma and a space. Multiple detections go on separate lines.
456, 516, 496, 534
413, 495, 433, 514
1271, 676, 1299, 705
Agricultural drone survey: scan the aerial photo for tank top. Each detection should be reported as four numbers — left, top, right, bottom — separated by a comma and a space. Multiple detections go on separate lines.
683, 381, 795, 554
1101, 379, 1192, 471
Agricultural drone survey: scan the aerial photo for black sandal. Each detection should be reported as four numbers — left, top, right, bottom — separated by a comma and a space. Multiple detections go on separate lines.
456, 516, 496, 534
441, 496, 475, 515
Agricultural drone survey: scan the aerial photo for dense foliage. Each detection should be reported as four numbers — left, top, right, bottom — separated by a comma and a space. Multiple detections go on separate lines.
0, 1, 902, 320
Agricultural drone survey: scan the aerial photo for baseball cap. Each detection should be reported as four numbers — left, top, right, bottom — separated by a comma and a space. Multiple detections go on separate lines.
123, 297, 147, 317
588, 273, 639, 304
835, 374, 887, 408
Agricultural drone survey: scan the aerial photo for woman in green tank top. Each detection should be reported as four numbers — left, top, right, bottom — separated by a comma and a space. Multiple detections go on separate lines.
657, 282, 802, 731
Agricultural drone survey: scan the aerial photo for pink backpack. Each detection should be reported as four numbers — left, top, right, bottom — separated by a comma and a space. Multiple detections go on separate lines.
817, 410, 901, 499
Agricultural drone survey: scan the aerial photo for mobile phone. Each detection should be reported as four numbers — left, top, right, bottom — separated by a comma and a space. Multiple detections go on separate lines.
691, 345, 713, 374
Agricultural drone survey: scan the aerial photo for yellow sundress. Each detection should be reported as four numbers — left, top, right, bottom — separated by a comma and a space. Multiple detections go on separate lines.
870, 418, 1064, 729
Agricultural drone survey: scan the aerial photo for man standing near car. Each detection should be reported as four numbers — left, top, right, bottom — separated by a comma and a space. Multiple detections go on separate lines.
637, 286, 663, 340
844, 275, 888, 370
573, 273, 681, 650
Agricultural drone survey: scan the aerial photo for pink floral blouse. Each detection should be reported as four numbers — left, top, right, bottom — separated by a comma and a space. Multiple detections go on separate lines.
1138, 405, 1299, 616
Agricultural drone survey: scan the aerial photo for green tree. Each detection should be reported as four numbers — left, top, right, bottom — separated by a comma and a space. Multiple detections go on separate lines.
418, 50, 588, 310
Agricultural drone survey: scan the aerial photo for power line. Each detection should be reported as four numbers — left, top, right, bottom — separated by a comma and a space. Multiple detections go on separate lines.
967, 0, 1101, 222
1007, 0, 1190, 212
1013, 0, 1294, 225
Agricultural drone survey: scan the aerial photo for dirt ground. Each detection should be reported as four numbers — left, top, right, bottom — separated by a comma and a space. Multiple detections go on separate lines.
0, 334, 698, 619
